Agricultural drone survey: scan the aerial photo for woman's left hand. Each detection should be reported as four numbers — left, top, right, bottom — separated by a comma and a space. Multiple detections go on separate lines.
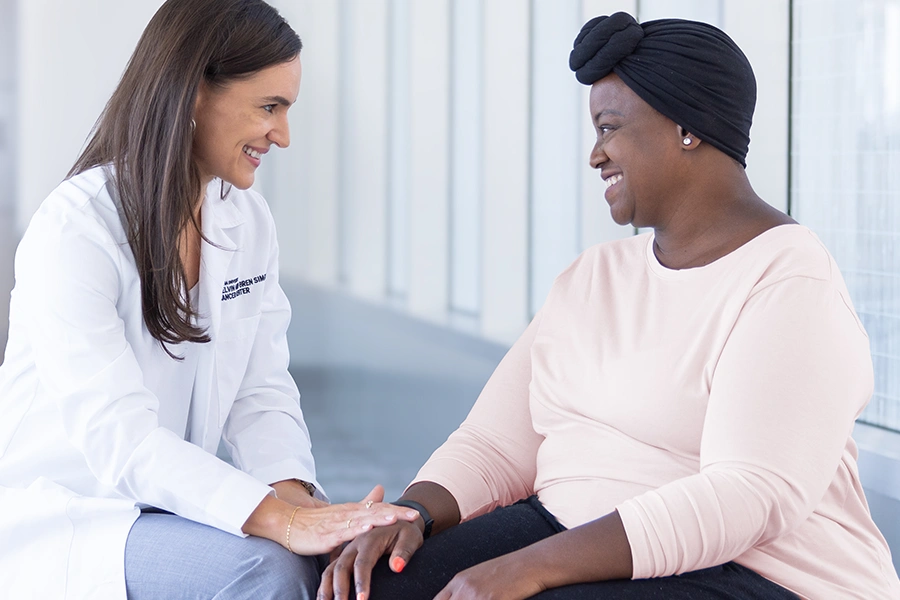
433, 554, 546, 600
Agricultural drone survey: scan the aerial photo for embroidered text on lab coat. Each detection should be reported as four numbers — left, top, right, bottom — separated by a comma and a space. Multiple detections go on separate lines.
221, 274, 267, 301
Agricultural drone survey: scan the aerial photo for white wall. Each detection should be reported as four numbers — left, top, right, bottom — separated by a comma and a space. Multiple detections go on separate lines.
16, 0, 162, 232
0, 0, 17, 212
479, 0, 532, 341
529, 1, 584, 313
0, 0, 15, 364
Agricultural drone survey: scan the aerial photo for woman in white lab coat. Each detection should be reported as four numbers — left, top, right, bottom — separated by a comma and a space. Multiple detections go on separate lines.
0, 1, 417, 598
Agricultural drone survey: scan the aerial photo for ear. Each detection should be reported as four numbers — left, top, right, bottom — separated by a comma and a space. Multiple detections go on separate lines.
678, 125, 701, 151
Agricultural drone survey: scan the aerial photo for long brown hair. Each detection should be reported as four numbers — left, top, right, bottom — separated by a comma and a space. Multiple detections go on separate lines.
69, 0, 301, 358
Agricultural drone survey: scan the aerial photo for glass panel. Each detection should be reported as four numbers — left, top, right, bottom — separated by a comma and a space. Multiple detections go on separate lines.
791, 0, 900, 431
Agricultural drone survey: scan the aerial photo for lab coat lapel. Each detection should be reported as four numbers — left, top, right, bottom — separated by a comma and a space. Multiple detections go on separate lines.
193, 187, 245, 450
201, 188, 246, 342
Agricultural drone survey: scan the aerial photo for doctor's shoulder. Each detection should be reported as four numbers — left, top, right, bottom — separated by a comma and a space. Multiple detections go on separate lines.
19, 168, 128, 269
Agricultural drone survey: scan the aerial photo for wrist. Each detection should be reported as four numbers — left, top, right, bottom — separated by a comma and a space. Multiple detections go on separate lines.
285, 505, 301, 552
514, 543, 558, 589
243, 494, 294, 541
391, 499, 433, 539
295, 479, 316, 496
271, 479, 323, 508
272, 478, 316, 497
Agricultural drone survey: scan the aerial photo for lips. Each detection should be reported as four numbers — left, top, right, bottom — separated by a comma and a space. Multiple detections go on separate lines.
603, 173, 622, 188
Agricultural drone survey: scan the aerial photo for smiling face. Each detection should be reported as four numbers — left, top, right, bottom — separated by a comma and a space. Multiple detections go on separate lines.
192, 56, 302, 190
589, 73, 687, 228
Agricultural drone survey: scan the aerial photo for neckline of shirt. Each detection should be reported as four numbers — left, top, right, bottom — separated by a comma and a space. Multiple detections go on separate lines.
644, 223, 807, 280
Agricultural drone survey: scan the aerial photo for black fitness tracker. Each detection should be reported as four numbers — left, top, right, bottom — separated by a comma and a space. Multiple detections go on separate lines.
391, 499, 434, 539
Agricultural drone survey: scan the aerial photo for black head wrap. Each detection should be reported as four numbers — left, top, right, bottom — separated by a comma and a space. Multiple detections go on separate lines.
569, 13, 756, 167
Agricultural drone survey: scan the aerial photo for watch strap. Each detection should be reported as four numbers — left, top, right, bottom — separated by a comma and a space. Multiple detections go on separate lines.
296, 479, 316, 497
391, 499, 434, 539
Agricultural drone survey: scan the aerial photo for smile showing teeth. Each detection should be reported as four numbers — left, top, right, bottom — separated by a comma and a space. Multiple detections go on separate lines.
242, 146, 261, 159
604, 174, 623, 188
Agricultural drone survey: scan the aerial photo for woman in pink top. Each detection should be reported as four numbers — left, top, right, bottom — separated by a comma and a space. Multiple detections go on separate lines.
319, 13, 900, 600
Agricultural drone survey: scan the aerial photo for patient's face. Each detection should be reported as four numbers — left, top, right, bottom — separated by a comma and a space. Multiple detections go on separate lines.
588, 73, 684, 228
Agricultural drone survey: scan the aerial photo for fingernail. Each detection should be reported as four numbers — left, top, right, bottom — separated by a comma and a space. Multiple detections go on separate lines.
384, 515, 396, 521
357, 594, 365, 600
406, 511, 419, 519
391, 556, 406, 572
361, 523, 372, 530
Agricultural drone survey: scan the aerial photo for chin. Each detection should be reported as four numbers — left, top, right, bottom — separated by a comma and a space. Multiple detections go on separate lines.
608, 207, 634, 227
227, 174, 255, 191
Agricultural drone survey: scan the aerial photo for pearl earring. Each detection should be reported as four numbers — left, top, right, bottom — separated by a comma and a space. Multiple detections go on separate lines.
682, 137, 692, 146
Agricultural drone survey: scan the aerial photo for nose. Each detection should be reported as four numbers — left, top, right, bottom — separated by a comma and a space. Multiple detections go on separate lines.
268, 114, 291, 149
589, 139, 607, 170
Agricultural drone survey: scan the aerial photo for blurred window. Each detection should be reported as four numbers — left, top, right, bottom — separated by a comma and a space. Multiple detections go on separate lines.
791, 0, 900, 432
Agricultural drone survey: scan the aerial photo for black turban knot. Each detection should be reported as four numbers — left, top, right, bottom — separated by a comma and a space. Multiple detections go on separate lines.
569, 13, 756, 167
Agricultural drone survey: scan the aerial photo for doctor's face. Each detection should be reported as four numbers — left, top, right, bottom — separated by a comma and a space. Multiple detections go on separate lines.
192, 56, 302, 191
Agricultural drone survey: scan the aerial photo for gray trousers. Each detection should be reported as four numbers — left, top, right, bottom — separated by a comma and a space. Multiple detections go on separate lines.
125, 512, 325, 600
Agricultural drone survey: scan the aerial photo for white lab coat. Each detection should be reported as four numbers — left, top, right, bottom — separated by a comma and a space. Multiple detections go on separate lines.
0, 167, 321, 599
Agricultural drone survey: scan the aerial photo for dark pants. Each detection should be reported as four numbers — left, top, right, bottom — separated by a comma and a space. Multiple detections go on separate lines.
369, 496, 799, 599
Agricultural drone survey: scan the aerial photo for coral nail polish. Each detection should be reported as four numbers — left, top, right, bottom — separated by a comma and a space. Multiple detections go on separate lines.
391, 556, 406, 572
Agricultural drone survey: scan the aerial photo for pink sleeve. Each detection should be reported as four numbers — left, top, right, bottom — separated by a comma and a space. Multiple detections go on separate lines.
617, 276, 873, 578
411, 313, 545, 521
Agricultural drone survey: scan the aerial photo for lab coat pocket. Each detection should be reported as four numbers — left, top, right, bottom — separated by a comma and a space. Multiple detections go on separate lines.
215, 313, 261, 427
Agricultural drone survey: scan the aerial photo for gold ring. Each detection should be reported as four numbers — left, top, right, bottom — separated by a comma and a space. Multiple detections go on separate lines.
346, 519, 352, 529
365, 500, 374, 509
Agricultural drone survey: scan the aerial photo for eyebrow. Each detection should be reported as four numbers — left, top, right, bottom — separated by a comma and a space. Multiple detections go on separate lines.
593, 108, 624, 122
262, 95, 294, 107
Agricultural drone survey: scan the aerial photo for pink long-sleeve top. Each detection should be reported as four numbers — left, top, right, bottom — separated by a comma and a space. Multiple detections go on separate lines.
413, 225, 900, 599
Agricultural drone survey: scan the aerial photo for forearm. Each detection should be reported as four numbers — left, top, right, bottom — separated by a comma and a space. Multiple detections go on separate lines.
399, 481, 461, 537
514, 510, 633, 589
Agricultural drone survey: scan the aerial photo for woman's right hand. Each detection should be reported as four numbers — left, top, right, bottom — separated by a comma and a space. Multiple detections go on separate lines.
317, 519, 425, 600
243, 485, 421, 556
